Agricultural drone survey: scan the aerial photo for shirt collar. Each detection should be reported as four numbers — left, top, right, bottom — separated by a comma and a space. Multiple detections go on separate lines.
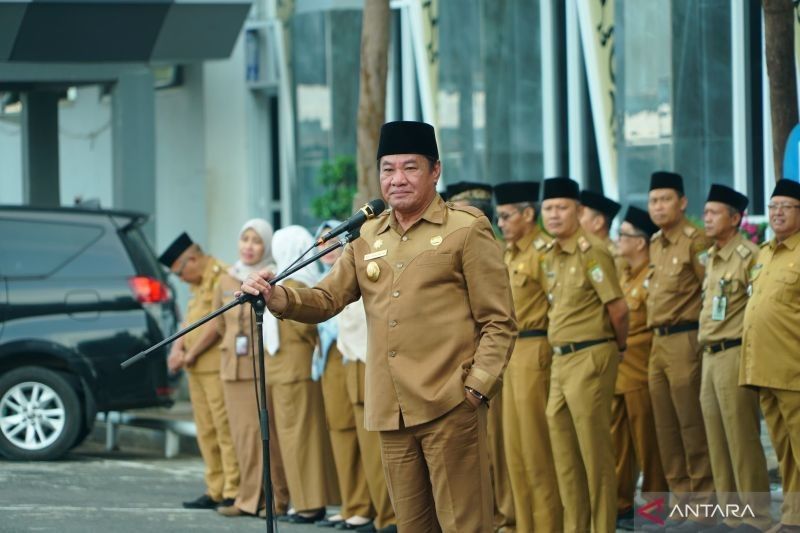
377, 194, 445, 235
711, 233, 741, 261
555, 228, 582, 255
509, 227, 539, 253
772, 230, 800, 251
661, 217, 687, 244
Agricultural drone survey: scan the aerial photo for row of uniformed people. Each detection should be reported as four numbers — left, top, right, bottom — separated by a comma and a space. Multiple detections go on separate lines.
446, 174, 800, 533
158, 221, 396, 532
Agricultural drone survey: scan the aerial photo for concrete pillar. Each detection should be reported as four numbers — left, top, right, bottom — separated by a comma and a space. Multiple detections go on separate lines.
21, 91, 60, 206
112, 68, 156, 241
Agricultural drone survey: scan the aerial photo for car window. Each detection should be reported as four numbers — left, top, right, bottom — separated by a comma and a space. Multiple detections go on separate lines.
119, 226, 167, 281
0, 218, 103, 278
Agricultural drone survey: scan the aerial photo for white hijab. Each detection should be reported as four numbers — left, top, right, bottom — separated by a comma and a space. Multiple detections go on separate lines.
228, 218, 276, 282
263, 225, 320, 355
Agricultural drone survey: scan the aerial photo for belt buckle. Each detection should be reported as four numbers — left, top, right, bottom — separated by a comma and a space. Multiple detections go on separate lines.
703, 345, 713, 355
554, 346, 563, 356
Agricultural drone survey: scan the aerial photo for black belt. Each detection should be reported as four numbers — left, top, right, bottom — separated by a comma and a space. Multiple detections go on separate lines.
519, 329, 547, 338
552, 338, 612, 356
703, 338, 742, 355
652, 322, 699, 337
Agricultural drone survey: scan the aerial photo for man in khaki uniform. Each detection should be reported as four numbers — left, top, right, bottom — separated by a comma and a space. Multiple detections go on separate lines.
698, 184, 771, 533
241, 121, 517, 532
741, 179, 800, 533
448, 180, 515, 533
494, 180, 562, 533
612, 207, 667, 531
645, 171, 714, 531
159, 234, 240, 509
580, 189, 625, 273
540, 177, 629, 533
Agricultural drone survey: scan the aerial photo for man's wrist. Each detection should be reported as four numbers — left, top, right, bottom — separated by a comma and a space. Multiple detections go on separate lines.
465, 386, 487, 403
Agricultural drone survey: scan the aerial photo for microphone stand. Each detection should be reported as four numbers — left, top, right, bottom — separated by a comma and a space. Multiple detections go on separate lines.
121, 230, 359, 533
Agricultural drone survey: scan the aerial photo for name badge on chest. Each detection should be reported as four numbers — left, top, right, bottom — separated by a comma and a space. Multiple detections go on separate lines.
235, 334, 249, 356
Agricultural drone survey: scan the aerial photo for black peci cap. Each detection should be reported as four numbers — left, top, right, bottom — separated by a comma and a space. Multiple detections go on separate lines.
706, 184, 749, 213
494, 181, 540, 205
771, 178, 800, 202
580, 190, 621, 222
649, 171, 684, 195
542, 177, 580, 201
446, 181, 493, 202
376, 121, 439, 161
623, 206, 659, 238
158, 232, 193, 267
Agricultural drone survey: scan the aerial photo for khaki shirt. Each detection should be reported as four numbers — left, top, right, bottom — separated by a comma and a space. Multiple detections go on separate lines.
505, 227, 550, 332
541, 228, 624, 346
183, 256, 226, 374
214, 273, 259, 382
605, 236, 628, 277
266, 279, 320, 386
646, 218, 712, 328
280, 196, 517, 431
740, 231, 800, 391
698, 233, 758, 345
617, 261, 652, 392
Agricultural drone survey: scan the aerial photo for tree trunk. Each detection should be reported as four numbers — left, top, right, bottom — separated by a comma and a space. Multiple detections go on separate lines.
763, 0, 799, 181
354, 0, 390, 209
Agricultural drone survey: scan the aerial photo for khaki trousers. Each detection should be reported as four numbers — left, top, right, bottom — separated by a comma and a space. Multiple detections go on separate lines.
546, 342, 618, 533
322, 349, 372, 518
503, 336, 562, 532
760, 387, 800, 526
187, 370, 240, 501
611, 387, 668, 513
272, 379, 340, 511
487, 386, 515, 530
648, 331, 714, 508
346, 361, 395, 529
379, 401, 492, 533
222, 379, 292, 515
699, 346, 771, 529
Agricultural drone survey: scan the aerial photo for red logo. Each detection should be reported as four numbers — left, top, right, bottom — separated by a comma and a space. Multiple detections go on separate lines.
637, 498, 666, 525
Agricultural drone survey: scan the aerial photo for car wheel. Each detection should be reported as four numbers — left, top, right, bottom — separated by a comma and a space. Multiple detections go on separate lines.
0, 366, 82, 460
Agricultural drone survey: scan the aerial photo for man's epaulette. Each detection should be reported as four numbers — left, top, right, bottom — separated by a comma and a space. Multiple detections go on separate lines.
683, 225, 697, 238
448, 204, 483, 218
534, 237, 547, 251
736, 244, 752, 259
577, 236, 592, 252
650, 230, 662, 243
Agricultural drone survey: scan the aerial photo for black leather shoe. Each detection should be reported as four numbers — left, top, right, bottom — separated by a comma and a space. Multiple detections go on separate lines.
335, 520, 374, 531
317, 517, 344, 528
289, 509, 327, 524
182, 494, 220, 509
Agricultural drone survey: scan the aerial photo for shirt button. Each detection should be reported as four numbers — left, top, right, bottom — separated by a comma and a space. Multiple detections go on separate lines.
390, 320, 398, 327
396, 262, 404, 269
389, 351, 397, 357
392, 291, 400, 297
401, 236, 408, 242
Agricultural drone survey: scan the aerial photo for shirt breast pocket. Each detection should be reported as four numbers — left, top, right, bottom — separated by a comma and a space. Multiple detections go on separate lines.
777, 269, 800, 304
512, 271, 529, 287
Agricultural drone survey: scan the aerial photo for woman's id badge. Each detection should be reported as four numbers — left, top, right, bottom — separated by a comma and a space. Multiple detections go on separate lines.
235, 334, 249, 356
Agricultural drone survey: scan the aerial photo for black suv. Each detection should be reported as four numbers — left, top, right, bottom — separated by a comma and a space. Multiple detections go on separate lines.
0, 206, 177, 460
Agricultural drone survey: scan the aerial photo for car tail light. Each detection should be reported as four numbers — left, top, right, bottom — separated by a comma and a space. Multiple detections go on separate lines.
128, 276, 171, 304
156, 386, 174, 397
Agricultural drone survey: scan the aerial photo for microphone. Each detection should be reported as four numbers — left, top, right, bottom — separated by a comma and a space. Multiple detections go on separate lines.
316, 199, 386, 244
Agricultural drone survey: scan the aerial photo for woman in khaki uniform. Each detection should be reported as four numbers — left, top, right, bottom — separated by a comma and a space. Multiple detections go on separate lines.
313, 221, 375, 530
263, 225, 340, 524
214, 219, 291, 518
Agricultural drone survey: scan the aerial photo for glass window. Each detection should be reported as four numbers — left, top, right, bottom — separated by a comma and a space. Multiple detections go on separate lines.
0, 219, 104, 278
437, 0, 544, 186
616, 0, 733, 215
291, 8, 363, 228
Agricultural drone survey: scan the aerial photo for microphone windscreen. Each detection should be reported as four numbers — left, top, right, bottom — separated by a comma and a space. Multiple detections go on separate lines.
368, 198, 387, 217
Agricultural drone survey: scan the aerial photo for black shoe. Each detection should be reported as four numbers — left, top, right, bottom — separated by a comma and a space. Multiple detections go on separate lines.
289, 509, 327, 524
182, 494, 220, 509
317, 516, 345, 528
277, 513, 294, 522
335, 520, 374, 531
218, 498, 235, 508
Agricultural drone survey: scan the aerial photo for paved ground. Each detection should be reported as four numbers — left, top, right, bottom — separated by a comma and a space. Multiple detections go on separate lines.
0, 441, 325, 533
